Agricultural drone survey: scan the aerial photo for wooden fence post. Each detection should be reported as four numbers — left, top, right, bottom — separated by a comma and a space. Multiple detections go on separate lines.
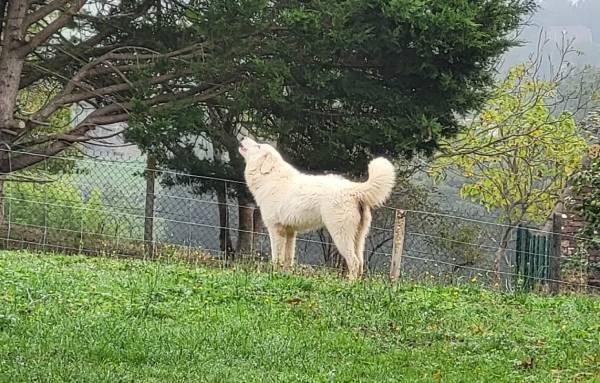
549, 213, 563, 294
389, 209, 406, 283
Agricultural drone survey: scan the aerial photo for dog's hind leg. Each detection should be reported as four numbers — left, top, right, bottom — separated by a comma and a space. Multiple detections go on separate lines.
355, 204, 372, 276
333, 236, 360, 281
324, 210, 361, 281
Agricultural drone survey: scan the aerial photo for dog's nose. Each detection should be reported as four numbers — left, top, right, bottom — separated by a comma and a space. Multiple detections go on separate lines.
242, 137, 256, 145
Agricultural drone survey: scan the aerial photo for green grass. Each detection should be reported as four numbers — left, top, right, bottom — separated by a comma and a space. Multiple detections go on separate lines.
0, 251, 599, 382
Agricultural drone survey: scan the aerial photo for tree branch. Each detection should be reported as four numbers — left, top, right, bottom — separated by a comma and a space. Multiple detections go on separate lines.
18, 0, 88, 57
16, 79, 236, 156
62, 70, 194, 105
24, 0, 70, 28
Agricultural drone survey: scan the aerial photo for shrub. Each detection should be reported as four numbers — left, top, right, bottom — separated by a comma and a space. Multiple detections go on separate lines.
4, 177, 140, 238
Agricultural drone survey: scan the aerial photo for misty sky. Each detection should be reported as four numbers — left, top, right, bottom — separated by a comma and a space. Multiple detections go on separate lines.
503, 0, 600, 71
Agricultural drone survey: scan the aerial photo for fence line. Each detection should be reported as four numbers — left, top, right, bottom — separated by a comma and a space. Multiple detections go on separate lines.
0, 148, 597, 293
1, 148, 592, 235
405, 231, 577, 261
1, 216, 402, 258
403, 249, 596, 291
3, 193, 580, 262
2, 149, 596, 243
2, 200, 593, 291
401, 208, 597, 243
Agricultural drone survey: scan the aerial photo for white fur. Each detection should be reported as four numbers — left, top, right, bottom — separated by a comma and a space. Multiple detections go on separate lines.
239, 137, 395, 280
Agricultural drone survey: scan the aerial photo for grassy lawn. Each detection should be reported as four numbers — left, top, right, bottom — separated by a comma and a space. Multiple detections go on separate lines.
0, 251, 599, 382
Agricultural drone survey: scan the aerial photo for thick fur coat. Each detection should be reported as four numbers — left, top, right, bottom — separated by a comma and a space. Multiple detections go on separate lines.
239, 138, 395, 280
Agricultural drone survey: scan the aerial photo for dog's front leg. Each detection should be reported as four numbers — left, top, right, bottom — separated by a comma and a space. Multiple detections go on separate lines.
267, 225, 286, 267
283, 231, 296, 270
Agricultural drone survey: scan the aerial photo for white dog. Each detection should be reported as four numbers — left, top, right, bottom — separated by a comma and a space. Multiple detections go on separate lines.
239, 137, 395, 280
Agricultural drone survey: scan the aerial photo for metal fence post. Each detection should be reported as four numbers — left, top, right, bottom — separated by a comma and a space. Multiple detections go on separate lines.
79, 209, 84, 254
515, 225, 523, 289
2, 146, 12, 248
524, 230, 532, 290
42, 156, 48, 252
224, 181, 229, 262
390, 209, 406, 283
143, 154, 156, 258
549, 213, 563, 294
0, 173, 4, 247
250, 205, 254, 257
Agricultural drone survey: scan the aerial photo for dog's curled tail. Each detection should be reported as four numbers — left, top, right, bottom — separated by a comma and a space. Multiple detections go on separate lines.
359, 157, 396, 207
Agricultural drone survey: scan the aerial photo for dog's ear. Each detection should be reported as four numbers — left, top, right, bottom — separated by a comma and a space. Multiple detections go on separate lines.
259, 152, 276, 175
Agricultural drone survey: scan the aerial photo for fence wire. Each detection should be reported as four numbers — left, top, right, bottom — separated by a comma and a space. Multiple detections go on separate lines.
0, 148, 597, 293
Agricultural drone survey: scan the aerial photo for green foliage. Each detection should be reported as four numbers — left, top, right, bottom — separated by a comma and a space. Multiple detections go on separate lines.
247, 0, 537, 171
0, 251, 599, 382
439, 225, 485, 263
84, 188, 109, 235
18, 85, 70, 132
128, 103, 245, 197
127, 0, 536, 190
5, 178, 138, 238
431, 64, 588, 224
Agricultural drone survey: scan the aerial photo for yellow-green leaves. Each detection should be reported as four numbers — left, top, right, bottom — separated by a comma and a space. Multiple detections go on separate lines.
431, 64, 588, 224
18, 85, 70, 134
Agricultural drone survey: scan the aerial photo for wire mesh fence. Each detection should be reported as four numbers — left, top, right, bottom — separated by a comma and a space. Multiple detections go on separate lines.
0, 148, 597, 294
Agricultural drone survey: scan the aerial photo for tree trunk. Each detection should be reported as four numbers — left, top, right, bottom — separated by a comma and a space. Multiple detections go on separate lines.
216, 185, 234, 258
143, 155, 156, 258
237, 194, 255, 257
0, 0, 27, 142
494, 226, 514, 290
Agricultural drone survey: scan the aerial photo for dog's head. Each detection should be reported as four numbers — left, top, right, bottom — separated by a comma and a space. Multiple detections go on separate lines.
239, 137, 278, 175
